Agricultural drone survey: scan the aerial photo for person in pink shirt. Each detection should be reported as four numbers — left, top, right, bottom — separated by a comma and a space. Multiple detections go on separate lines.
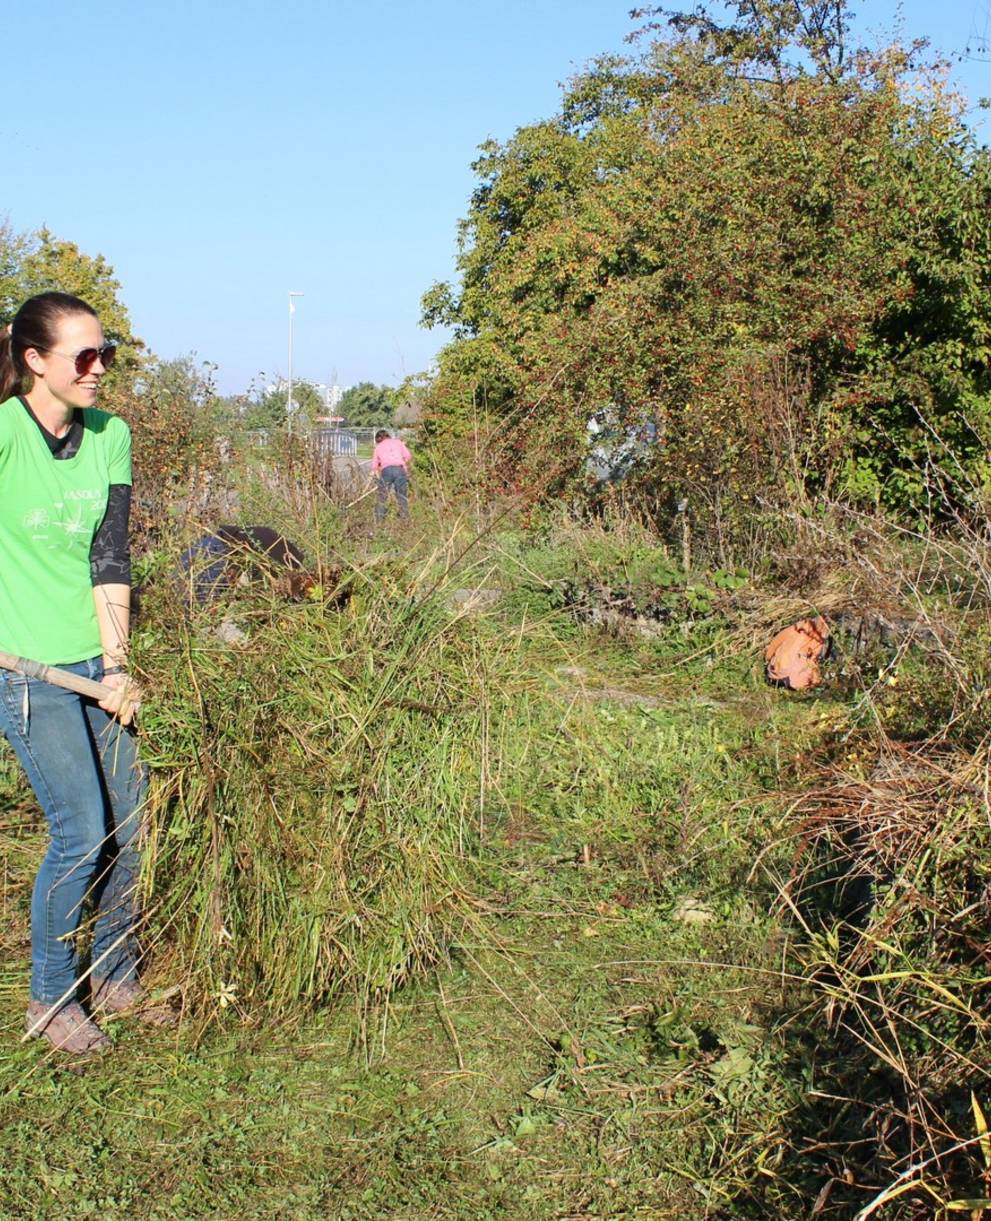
371, 429, 412, 524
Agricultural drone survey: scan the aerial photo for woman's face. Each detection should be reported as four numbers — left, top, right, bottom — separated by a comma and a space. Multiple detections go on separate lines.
26, 312, 108, 410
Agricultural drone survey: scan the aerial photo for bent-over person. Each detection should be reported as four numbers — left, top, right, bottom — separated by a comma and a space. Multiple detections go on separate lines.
371, 429, 412, 524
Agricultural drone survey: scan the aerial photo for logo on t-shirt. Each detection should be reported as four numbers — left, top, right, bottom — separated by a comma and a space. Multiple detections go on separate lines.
22, 493, 103, 545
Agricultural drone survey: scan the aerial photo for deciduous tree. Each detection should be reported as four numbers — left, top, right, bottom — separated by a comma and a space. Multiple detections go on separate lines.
0, 221, 144, 387
338, 382, 395, 426
241, 379, 324, 431
421, 2, 991, 519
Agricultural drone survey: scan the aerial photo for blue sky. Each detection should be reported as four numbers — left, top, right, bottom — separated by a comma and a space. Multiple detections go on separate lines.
4, 1, 989, 395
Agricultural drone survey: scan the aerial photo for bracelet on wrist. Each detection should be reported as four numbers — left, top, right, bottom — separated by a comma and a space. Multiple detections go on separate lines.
103, 665, 129, 677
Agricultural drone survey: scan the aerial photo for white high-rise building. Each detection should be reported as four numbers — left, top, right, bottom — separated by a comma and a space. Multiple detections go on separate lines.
313, 383, 348, 411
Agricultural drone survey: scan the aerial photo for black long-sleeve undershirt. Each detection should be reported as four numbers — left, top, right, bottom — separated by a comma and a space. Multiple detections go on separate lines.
90, 484, 132, 586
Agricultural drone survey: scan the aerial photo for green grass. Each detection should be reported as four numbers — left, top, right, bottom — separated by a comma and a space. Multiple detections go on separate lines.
1, 501, 988, 1217
0, 576, 826, 1218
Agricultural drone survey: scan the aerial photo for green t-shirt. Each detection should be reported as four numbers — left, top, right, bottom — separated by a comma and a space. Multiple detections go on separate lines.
0, 397, 132, 664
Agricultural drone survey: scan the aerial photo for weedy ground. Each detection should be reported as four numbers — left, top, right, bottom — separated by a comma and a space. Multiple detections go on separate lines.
0, 482, 987, 1219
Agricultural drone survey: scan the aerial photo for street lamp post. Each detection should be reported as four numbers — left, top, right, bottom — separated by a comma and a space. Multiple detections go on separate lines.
287, 291, 304, 433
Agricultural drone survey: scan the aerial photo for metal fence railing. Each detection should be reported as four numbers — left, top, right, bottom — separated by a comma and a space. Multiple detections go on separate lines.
239, 424, 407, 459
312, 429, 358, 457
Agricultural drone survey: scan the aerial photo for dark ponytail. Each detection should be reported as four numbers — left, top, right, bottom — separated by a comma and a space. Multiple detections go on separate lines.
0, 327, 16, 402
0, 292, 99, 402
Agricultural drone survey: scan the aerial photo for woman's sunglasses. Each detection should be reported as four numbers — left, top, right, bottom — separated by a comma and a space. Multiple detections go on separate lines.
31, 343, 118, 375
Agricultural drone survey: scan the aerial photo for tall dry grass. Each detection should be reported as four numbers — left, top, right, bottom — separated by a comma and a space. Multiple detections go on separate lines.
748, 477, 991, 1215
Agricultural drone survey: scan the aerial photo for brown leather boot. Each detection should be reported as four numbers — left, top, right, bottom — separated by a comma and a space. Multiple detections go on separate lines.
90, 977, 177, 1027
26, 1001, 112, 1054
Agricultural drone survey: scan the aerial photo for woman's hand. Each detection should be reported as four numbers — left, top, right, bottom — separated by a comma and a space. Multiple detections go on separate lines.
98, 671, 142, 727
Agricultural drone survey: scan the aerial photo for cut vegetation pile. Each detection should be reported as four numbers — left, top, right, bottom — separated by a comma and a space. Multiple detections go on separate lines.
132, 551, 533, 1031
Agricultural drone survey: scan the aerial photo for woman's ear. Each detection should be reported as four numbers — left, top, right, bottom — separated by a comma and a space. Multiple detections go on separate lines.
23, 347, 46, 378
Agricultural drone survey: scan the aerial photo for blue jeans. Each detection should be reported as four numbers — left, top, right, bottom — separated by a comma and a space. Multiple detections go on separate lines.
0, 657, 146, 1004
375, 465, 409, 522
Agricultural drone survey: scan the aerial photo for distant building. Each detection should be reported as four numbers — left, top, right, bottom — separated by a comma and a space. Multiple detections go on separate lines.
264, 380, 350, 413
314, 383, 348, 411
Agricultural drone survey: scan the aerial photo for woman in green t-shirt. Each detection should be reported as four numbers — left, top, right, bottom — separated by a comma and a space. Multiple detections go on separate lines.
0, 292, 169, 1054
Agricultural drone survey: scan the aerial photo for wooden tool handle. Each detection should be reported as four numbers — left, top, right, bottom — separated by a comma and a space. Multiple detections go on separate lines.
0, 651, 119, 701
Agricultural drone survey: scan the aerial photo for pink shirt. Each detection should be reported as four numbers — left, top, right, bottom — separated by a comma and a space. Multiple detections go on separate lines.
371, 437, 412, 474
